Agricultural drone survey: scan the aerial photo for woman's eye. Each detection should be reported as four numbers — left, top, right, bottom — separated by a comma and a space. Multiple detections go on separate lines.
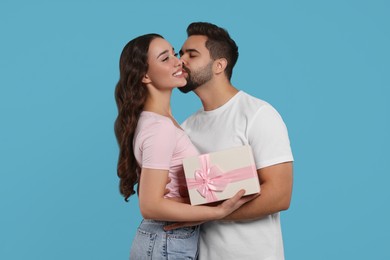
162, 53, 178, 62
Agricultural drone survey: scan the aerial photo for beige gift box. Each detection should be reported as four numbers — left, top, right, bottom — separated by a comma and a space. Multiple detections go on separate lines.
183, 145, 260, 205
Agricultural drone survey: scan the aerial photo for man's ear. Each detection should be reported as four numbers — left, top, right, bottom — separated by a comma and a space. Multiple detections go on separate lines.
214, 58, 228, 74
142, 74, 152, 84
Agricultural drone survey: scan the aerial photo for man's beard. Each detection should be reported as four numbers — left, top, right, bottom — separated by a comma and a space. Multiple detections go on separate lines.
178, 61, 213, 93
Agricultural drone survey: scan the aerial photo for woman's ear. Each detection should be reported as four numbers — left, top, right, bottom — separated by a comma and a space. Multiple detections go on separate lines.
142, 74, 152, 84
214, 58, 228, 75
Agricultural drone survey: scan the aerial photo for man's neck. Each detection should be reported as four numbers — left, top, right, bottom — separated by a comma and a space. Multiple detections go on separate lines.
195, 80, 239, 111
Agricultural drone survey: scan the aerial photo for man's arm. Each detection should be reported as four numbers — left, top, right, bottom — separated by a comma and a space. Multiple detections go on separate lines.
163, 161, 292, 230
223, 161, 293, 221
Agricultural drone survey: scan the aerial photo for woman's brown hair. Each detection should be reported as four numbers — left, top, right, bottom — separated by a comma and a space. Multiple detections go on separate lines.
114, 34, 163, 201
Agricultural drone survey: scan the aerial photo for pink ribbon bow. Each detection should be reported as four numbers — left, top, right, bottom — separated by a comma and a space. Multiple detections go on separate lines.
186, 154, 256, 202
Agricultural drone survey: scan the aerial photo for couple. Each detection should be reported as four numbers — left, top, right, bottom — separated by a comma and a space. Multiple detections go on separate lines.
114, 22, 294, 260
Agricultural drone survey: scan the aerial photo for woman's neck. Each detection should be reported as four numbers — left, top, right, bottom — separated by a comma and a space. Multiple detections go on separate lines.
143, 89, 173, 117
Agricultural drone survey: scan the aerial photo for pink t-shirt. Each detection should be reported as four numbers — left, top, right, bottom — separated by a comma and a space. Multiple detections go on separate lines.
133, 111, 199, 198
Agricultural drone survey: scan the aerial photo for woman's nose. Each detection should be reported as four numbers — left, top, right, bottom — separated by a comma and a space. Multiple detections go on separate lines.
180, 56, 187, 66
174, 55, 182, 67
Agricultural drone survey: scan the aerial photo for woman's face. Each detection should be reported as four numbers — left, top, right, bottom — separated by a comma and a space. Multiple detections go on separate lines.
143, 37, 187, 89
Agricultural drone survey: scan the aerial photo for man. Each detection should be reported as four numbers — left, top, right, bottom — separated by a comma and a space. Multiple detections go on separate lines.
178, 22, 294, 259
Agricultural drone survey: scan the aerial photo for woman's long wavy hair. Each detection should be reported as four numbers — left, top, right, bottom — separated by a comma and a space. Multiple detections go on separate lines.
114, 33, 163, 201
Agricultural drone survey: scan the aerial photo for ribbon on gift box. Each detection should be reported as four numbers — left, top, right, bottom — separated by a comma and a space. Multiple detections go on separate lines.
186, 154, 256, 203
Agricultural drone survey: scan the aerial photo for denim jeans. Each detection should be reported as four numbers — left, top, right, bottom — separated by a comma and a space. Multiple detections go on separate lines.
130, 219, 200, 260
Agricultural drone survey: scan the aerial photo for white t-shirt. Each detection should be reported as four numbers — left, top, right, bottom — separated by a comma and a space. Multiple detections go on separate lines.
182, 91, 294, 260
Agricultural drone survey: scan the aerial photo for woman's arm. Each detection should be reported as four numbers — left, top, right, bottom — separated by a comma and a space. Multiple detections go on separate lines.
138, 168, 253, 222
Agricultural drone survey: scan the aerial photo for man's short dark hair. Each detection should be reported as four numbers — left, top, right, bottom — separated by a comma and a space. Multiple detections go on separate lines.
187, 22, 239, 80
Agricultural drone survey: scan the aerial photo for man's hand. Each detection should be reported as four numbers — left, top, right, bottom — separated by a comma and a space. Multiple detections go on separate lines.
164, 177, 171, 196
164, 178, 191, 203
164, 220, 205, 231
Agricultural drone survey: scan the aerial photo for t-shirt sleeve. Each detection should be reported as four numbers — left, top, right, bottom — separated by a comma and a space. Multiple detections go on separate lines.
139, 120, 177, 170
247, 104, 294, 169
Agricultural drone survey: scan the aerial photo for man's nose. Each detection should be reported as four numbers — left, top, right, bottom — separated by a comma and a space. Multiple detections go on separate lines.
180, 56, 187, 65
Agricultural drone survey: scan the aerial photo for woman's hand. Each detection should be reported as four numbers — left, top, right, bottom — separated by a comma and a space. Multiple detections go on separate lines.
216, 189, 259, 218
163, 190, 260, 231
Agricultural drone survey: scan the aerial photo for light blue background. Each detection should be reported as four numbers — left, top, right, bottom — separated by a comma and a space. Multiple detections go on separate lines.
1, 0, 389, 259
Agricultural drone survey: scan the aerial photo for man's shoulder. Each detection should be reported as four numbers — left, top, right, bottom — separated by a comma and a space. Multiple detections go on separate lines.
181, 109, 203, 128
233, 91, 272, 115
238, 91, 268, 106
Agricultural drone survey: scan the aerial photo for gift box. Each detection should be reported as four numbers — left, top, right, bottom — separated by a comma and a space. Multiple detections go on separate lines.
183, 145, 260, 205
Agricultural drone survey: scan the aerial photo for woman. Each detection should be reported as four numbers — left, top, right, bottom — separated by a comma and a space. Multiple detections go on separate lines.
114, 34, 252, 259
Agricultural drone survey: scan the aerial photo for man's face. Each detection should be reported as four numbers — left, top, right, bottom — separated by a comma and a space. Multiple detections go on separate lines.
179, 35, 214, 93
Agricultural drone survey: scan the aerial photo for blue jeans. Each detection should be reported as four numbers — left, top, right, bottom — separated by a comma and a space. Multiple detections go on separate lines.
130, 219, 200, 260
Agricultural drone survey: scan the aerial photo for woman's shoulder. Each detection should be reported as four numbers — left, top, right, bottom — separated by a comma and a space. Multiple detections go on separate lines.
138, 111, 176, 133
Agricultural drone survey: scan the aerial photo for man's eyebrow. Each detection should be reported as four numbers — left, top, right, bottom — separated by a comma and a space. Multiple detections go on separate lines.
180, 48, 200, 55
